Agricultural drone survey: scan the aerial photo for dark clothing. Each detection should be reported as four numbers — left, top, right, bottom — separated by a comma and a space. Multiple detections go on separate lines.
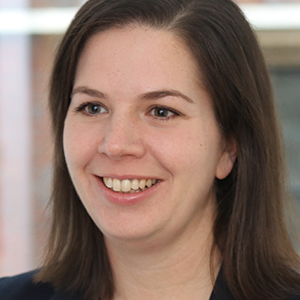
0, 270, 82, 300
1, 268, 300, 300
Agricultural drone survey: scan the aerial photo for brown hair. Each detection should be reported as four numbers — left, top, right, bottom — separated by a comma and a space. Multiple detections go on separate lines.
36, 0, 300, 299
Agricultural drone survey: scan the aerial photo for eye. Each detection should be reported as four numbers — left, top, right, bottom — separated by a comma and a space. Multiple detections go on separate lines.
149, 106, 180, 120
75, 102, 108, 116
85, 103, 106, 115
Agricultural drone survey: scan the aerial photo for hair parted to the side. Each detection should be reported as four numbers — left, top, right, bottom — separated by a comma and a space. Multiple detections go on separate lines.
35, 0, 300, 299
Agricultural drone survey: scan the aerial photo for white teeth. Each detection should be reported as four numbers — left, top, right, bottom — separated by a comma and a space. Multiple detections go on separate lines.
103, 177, 108, 186
146, 179, 152, 188
121, 179, 131, 192
106, 177, 113, 188
139, 179, 146, 189
112, 178, 121, 192
103, 177, 159, 193
131, 179, 139, 190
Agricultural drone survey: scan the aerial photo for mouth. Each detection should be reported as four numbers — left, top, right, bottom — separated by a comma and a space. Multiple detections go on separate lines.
102, 177, 160, 194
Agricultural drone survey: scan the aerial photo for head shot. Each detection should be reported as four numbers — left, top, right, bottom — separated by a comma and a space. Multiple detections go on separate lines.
2, 1, 300, 300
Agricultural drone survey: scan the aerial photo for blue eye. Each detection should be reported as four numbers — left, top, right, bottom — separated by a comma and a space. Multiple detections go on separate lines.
85, 104, 106, 115
153, 107, 173, 117
149, 106, 180, 120
75, 102, 108, 116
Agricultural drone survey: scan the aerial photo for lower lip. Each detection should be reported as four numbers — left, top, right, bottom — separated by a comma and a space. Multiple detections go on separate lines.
95, 176, 161, 205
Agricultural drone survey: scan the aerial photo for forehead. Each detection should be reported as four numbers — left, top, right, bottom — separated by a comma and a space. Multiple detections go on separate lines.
75, 25, 204, 92
83, 25, 189, 58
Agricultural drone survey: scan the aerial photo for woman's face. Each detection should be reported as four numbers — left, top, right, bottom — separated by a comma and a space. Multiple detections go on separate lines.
63, 26, 235, 246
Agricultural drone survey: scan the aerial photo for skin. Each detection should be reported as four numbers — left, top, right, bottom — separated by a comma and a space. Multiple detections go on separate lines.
63, 25, 236, 300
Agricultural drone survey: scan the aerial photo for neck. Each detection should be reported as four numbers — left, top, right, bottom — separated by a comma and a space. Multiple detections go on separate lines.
105, 210, 220, 300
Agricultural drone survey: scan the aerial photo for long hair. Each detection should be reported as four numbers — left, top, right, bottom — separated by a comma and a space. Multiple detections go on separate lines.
35, 0, 300, 299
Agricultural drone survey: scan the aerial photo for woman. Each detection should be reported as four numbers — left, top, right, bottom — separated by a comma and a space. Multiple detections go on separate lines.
1, 0, 300, 299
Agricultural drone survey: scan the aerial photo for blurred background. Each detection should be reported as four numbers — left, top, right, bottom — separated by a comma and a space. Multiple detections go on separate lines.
0, 0, 299, 277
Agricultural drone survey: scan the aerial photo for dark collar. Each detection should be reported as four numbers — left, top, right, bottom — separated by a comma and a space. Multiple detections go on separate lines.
209, 268, 235, 300
50, 290, 83, 300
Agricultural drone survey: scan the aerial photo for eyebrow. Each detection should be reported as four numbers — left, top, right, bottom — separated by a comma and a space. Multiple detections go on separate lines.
71, 86, 194, 104
139, 90, 194, 103
71, 86, 106, 99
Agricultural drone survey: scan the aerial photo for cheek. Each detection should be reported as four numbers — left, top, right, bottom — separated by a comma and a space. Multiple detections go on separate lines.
152, 118, 220, 157
146, 124, 212, 173
63, 119, 97, 172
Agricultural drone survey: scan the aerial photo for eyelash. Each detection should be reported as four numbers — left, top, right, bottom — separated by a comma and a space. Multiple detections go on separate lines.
148, 105, 181, 121
74, 102, 108, 116
74, 102, 182, 121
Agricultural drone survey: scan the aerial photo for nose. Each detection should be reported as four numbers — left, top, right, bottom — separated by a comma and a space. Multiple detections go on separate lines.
98, 114, 146, 160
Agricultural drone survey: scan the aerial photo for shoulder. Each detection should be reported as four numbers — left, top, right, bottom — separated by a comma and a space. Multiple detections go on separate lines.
0, 270, 84, 300
0, 269, 54, 300
288, 295, 300, 300
0, 270, 54, 300
211, 267, 300, 300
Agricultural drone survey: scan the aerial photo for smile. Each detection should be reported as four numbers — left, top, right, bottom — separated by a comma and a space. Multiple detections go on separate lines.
102, 177, 159, 193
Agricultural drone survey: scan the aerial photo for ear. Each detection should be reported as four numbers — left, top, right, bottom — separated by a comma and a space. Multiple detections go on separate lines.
215, 137, 237, 180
